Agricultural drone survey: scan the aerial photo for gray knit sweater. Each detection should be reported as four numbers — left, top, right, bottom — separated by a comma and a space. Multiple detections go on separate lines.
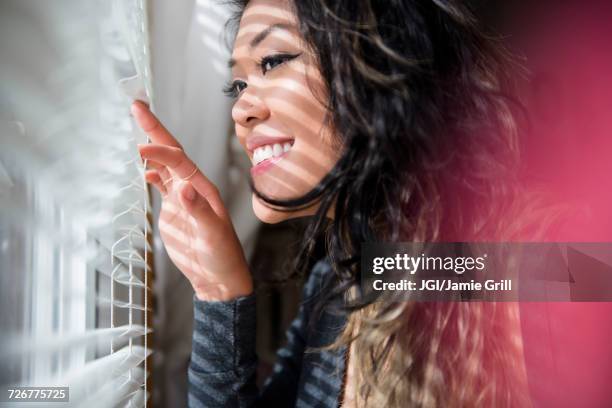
188, 259, 349, 407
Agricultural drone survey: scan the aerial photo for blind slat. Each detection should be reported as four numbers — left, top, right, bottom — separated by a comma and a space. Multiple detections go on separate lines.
53, 346, 151, 406
1, 325, 151, 359
98, 298, 152, 312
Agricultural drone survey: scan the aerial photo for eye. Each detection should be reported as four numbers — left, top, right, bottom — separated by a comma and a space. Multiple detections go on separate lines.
260, 52, 301, 75
222, 79, 247, 98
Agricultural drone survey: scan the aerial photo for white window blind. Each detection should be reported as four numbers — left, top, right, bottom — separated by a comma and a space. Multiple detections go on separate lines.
0, 0, 155, 406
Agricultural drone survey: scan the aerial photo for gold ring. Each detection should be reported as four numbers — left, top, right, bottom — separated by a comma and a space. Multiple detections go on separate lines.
183, 165, 198, 181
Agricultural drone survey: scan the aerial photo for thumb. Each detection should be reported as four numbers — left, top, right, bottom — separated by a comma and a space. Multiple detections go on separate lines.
178, 181, 216, 227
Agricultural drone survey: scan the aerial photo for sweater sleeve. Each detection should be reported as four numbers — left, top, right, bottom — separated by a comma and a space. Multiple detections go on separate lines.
188, 292, 259, 407
187, 260, 331, 408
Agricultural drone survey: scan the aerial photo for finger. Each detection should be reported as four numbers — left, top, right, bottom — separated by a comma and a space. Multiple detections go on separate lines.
145, 159, 172, 185
138, 144, 207, 190
145, 170, 167, 196
138, 144, 227, 217
177, 181, 218, 227
145, 159, 164, 170
138, 144, 192, 174
131, 100, 182, 148
139, 143, 197, 193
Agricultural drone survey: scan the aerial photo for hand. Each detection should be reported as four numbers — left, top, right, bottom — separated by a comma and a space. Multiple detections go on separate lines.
132, 100, 253, 301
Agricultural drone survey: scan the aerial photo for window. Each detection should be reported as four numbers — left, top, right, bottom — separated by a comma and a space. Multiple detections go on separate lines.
0, 0, 154, 406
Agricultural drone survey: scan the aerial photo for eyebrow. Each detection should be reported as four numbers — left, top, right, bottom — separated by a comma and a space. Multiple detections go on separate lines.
228, 23, 293, 68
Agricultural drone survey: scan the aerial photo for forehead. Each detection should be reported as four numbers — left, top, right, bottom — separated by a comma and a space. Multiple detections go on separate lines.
233, 0, 297, 51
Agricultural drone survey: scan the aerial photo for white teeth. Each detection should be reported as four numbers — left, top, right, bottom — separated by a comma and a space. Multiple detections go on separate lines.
272, 143, 283, 157
252, 141, 293, 166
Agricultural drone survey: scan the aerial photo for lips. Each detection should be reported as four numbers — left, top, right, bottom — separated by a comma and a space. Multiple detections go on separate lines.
246, 134, 295, 175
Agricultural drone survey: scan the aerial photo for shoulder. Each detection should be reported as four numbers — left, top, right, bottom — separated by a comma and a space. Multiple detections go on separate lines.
302, 257, 335, 300
299, 258, 345, 324
301, 258, 348, 345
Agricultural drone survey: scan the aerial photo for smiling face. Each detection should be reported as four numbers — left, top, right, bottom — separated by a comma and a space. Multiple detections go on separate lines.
228, 0, 340, 223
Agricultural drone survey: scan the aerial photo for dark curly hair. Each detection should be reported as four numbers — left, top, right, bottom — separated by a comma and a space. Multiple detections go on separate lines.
226, 1, 533, 406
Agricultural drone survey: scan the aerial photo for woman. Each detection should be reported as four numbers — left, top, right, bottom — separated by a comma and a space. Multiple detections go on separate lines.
134, 0, 529, 406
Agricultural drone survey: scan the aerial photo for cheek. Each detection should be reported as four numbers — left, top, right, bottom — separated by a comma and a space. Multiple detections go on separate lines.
255, 112, 337, 201
289, 126, 338, 183
270, 83, 337, 187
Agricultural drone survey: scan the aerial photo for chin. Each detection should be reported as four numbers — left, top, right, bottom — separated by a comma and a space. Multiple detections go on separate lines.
251, 193, 316, 224
252, 194, 291, 224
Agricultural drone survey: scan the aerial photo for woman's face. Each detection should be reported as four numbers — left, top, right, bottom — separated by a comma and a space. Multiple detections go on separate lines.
229, 0, 339, 223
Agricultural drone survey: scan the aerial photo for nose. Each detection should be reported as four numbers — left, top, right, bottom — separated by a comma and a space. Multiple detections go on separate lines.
231, 89, 270, 127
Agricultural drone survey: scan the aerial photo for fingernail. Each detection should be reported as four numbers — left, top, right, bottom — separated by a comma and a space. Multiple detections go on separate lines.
131, 101, 145, 116
184, 184, 196, 201
130, 102, 138, 116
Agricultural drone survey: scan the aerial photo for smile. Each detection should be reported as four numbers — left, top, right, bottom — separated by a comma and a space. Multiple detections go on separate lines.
252, 141, 293, 166
250, 140, 295, 176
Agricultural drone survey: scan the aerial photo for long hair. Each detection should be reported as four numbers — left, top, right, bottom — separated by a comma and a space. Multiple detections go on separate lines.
227, 1, 533, 406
